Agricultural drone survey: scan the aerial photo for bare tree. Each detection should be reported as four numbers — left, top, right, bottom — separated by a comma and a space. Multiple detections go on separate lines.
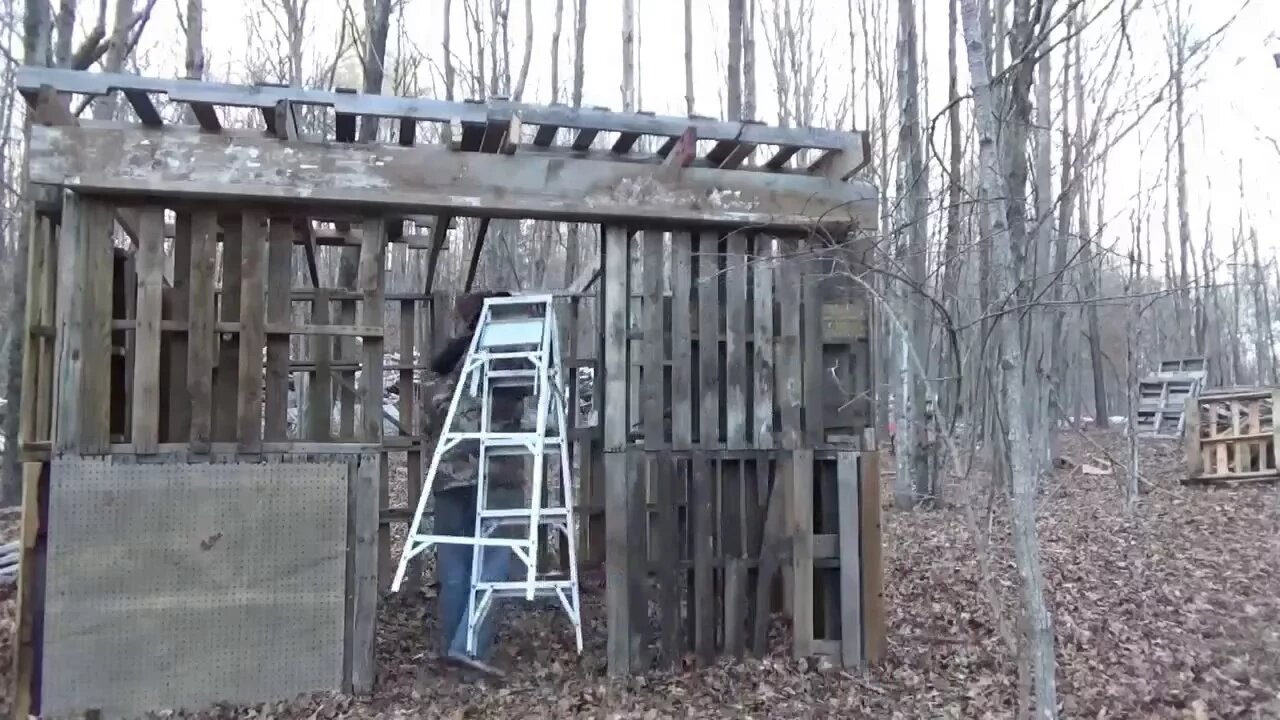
550, 0, 563, 103
727, 0, 743, 120
684, 0, 694, 116
357, 0, 392, 142
621, 0, 635, 111
893, 0, 933, 508
743, 0, 756, 120
959, 0, 1058, 716
443, 0, 456, 100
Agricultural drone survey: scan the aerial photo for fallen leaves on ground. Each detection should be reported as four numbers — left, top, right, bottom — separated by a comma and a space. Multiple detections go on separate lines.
0, 431, 1277, 718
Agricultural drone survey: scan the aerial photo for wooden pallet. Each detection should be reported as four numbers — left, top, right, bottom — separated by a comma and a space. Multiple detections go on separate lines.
1134, 373, 1203, 437
1184, 388, 1280, 485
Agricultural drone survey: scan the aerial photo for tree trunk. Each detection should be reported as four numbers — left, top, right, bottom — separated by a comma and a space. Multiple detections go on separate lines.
684, 0, 694, 116
3, 0, 51, 505
959, 1, 1059, 716
443, 0, 456, 100
893, 0, 932, 508
357, 0, 392, 143
1251, 229, 1275, 384
572, 0, 586, 109
1049, 7, 1073, 423
550, 0, 563, 103
934, 0, 963, 423
743, 0, 756, 120
621, 0, 635, 112
53, 0, 75, 65
511, 0, 533, 101
727, 0, 743, 120
1172, 0, 1193, 353
1073, 17, 1107, 429
93, 0, 137, 120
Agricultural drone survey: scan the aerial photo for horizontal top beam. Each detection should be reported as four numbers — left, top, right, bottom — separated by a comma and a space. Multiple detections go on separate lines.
30, 123, 878, 230
17, 68, 871, 180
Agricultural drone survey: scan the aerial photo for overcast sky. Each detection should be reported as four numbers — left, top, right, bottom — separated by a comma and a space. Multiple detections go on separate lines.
122, 0, 1280, 267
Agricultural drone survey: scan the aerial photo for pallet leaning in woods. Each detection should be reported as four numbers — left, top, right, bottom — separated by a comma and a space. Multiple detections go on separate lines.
1184, 387, 1280, 485
1135, 356, 1207, 438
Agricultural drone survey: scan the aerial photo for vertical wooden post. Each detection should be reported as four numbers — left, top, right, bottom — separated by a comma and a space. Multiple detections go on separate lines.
52, 192, 85, 453
187, 211, 218, 454
1184, 394, 1202, 480
789, 449, 815, 658
308, 289, 334, 441
801, 249, 824, 447
80, 199, 115, 454
166, 212, 194, 443
213, 217, 242, 442
358, 218, 389, 589
131, 207, 166, 455
725, 232, 749, 449
835, 450, 863, 668
752, 235, 776, 450
237, 210, 269, 454
697, 232, 721, 449
350, 452, 380, 694
19, 213, 48, 450
859, 446, 885, 663
264, 216, 294, 441
602, 224, 637, 676
400, 298, 422, 592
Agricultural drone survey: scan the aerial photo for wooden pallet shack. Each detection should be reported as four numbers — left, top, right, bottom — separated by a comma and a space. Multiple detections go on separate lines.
1184, 387, 1280, 485
12, 67, 884, 716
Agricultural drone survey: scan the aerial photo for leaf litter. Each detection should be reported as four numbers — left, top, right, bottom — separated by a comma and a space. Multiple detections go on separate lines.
0, 431, 1276, 718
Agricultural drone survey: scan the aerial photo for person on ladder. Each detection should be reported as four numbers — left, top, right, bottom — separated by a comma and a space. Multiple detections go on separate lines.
421, 290, 525, 678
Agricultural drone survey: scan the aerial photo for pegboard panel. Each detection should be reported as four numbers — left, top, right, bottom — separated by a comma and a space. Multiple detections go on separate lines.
42, 457, 350, 718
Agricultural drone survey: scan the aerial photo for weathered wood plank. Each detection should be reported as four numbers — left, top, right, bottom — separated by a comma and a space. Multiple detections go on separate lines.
836, 451, 863, 669
350, 453, 380, 694
264, 216, 294, 441
13, 462, 44, 720
602, 223, 637, 676
642, 230, 665, 448
308, 289, 334, 441
802, 256, 824, 446
859, 449, 885, 663
357, 218, 389, 586
131, 207, 166, 454
52, 192, 85, 452
655, 452, 681, 667
751, 464, 785, 654
18, 67, 867, 154
697, 233, 721, 448
165, 212, 193, 444
692, 452, 716, 663
400, 299, 422, 592
187, 210, 217, 453
20, 214, 49, 448
80, 199, 115, 453
671, 232, 694, 452
725, 232, 749, 448
724, 556, 746, 657
213, 221, 242, 441
790, 449, 815, 658
777, 239, 803, 449
237, 210, 269, 453
752, 236, 776, 449
31, 125, 878, 230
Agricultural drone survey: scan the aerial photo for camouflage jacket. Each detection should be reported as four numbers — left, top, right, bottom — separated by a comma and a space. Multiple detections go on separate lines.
422, 365, 536, 495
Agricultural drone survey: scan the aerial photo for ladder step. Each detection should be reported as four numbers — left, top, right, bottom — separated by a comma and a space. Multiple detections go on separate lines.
444, 432, 564, 446
476, 580, 577, 593
479, 506, 570, 519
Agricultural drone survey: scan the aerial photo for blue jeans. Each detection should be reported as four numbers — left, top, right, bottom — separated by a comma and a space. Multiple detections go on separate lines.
434, 484, 522, 661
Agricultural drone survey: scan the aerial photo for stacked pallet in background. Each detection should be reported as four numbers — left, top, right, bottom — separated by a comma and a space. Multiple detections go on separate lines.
1184, 388, 1280, 485
1134, 357, 1207, 438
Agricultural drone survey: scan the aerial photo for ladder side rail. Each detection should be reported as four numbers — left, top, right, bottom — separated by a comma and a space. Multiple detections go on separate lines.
392, 314, 492, 591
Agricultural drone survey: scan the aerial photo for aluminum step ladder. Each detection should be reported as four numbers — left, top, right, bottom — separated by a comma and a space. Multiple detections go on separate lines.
391, 294, 582, 655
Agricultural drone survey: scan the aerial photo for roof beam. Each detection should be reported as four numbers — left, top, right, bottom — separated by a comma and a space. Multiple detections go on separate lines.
30, 124, 876, 230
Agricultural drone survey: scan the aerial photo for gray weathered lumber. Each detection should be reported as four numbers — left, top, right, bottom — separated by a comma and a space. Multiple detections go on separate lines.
30, 125, 878, 230
16, 67, 867, 160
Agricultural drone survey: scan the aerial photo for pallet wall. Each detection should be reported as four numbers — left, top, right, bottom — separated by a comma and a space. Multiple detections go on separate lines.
596, 226, 882, 675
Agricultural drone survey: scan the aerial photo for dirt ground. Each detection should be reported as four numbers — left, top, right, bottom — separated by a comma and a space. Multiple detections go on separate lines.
2, 431, 1278, 718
